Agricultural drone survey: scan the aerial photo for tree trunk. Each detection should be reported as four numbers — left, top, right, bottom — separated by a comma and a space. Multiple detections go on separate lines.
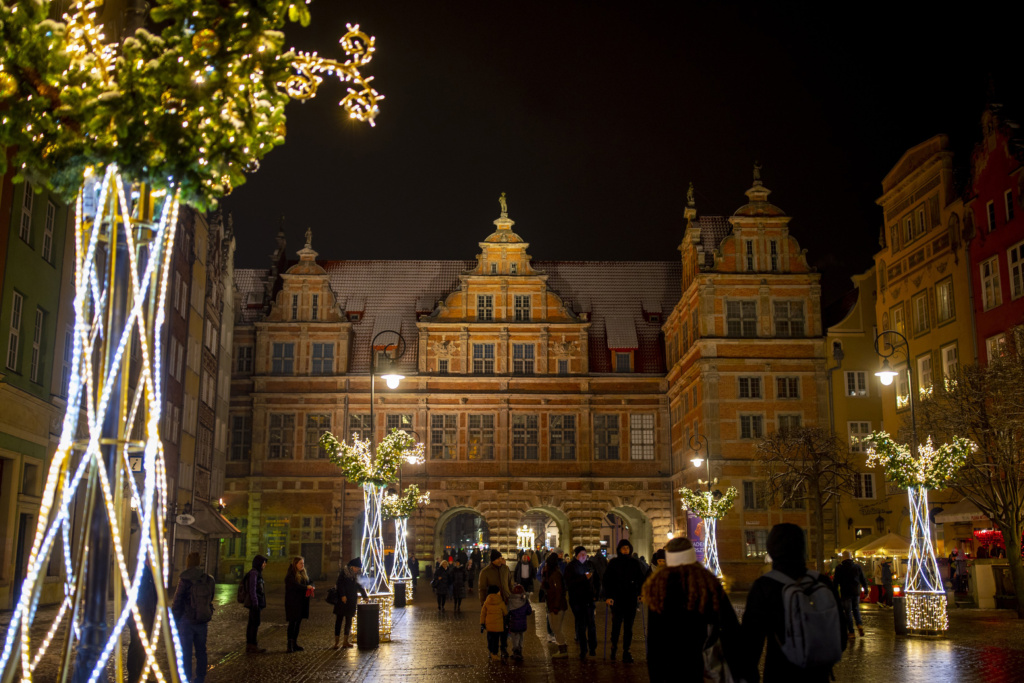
810, 479, 825, 572
998, 519, 1024, 618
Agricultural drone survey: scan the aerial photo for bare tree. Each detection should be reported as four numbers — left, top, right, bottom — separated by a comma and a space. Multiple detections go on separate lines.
915, 329, 1024, 618
755, 426, 859, 571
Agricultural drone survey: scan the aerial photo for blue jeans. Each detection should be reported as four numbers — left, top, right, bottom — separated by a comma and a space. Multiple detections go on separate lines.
179, 619, 208, 682
843, 595, 863, 631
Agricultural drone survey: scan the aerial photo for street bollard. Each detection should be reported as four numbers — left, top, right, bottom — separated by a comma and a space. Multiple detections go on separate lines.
357, 602, 381, 650
893, 596, 907, 635
394, 581, 407, 608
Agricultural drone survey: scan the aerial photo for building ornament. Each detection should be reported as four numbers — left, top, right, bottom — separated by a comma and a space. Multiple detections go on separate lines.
549, 335, 580, 359
431, 339, 461, 358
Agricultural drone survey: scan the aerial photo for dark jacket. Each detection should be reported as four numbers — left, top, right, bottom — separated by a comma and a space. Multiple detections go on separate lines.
409, 558, 420, 580
246, 555, 268, 609
564, 558, 600, 606
833, 559, 869, 599
470, 549, 483, 566
513, 558, 536, 587
431, 565, 451, 595
602, 553, 645, 606
449, 565, 468, 599
171, 566, 214, 622
542, 565, 568, 613
284, 571, 311, 622
334, 566, 368, 618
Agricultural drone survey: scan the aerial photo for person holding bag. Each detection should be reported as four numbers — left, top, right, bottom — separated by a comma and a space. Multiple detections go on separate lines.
284, 556, 314, 653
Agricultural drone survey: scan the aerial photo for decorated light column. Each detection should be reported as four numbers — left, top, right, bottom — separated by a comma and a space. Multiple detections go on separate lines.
678, 487, 738, 578
383, 485, 430, 602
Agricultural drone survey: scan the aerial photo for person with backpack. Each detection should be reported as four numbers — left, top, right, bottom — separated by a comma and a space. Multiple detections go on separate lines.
564, 545, 600, 660
742, 523, 847, 683
833, 551, 869, 639
643, 537, 744, 682
284, 556, 314, 652
603, 538, 646, 663
242, 554, 268, 654
333, 558, 368, 649
171, 552, 215, 682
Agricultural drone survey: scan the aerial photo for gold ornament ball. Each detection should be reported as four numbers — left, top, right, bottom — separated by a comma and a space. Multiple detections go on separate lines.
0, 71, 17, 99
192, 29, 221, 58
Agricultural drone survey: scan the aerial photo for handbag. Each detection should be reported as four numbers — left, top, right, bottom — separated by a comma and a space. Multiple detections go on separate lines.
325, 586, 339, 605
702, 622, 735, 683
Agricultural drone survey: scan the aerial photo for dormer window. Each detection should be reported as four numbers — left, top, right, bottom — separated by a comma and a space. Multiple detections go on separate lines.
745, 240, 755, 271
615, 352, 632, 372
348, 312, 361, 322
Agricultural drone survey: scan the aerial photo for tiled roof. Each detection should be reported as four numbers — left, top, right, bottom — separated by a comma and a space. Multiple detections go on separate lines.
235, 260, 682, 374
695, 216, 733, 269
235, 269, 268, 317
605, 316, 639, 350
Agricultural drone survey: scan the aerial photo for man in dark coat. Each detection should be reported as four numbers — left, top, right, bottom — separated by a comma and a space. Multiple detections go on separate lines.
126, 564, 157, 682
245, 555, 268, 654
603, 538, 645, 662
564, 545, 600, 660
833, 551, 868, 638
742, 524, 847, 683
172, 552, 215, 682
334, 558, 368, 649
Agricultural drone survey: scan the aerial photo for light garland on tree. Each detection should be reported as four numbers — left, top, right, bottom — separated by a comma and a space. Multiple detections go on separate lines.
679, 486, 738, 577
866, 432, 976, 634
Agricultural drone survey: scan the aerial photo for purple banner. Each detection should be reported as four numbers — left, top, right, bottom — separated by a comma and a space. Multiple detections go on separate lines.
686, 511, 706, 564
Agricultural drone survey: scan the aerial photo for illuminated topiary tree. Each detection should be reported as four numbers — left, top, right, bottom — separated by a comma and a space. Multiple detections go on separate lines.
0, 2, 381, 680
382, 485, 430, 601
678, 486, 738, 578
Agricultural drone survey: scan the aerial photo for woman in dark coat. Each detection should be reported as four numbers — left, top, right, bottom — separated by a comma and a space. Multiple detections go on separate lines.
449, 560, 468, 613
334, 558, 368, 649
432, 560, 451, 611
284, 556, 314, 652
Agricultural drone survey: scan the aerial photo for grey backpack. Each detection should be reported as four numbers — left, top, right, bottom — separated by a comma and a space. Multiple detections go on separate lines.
765, 570, 842, 669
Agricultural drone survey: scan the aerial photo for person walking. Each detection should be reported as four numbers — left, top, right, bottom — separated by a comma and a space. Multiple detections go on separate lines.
450, 559, 469, 613
564, 545, 600, 660
833, 551, 869, 639
742, 523, 847, 683
603, 538, 645, 662
334, 558, 368, 649
409, 553, 420, 584
284, 556, 314, 652
514, 552, 536, 592
126, 564, 158, 683
244, 554, 268, 654
432, 559, 451, 611
478, 549, 514, 658
508, 584, 533, 660
171, 552, 215, 682
881, 559, 894, 606
643, 538, 745, 682
541, 552, 570, 658
480, 585, 510, 662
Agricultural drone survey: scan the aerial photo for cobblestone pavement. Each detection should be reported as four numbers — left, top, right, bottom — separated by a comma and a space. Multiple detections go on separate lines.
2, 580, 1024, 681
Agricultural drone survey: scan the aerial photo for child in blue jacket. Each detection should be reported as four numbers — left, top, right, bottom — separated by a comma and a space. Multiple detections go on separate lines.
508, 584, 533, 660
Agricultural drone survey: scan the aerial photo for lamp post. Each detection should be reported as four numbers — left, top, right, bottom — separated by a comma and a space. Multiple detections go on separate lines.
368, 329, 406, 454
873, 330, 917, 450
688, 432, 723, 576
689, 433, 713, 493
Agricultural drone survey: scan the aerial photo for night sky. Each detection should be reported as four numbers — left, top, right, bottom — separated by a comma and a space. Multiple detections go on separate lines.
222, 1, 1020, 305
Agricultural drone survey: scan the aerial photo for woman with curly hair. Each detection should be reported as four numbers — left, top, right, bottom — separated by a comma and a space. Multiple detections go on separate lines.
641, 537, 744, 682
284, 556, 314, 653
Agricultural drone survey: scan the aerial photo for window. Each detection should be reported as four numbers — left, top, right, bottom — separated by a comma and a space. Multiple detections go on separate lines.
743, 481, 766, 510
903, 215, 913, 243
745, 530, 769, 558
19, 186, 32, 243
917, 354, 933, 398
1006, 190, 1015, 222
981, 257, 1002, 310
230, 415, 252, 460
311, 343, 334, 375
594, 415, 620, 460
845, 371, 868, 397
853, 473, 875, 499
510, 263, 518, 275
311, 294, 319, 320
615, 352, 631, 372
915, 207, 927, 237
170, 338, 184, 381
514, 295, 531, 322
271, 342, 294, 374
557, 359, 568, 375
268, 413, 295, 459
291, 294, 298, 320
7, 291, 23, 371
781, 485, 806, 509
300, 516, 324, 542
986, 333, 1007, 360
891, 304, 906, 337
778, 414, 801, 433
512, 343, 534, 374
61, 327, 72, 397
630, 413, 655, 460
236, 345, 253, 373
438, 359, 449, 374
895, 364, 910, 410
745, 240, 755, 271
430, 414, 457, 459
770, 240, 779, 272
848, 422, 872, 453
890, 225, 899, 253
43, 202, 55, 262
305, 414, 331, 459
726, 301, 757, 337
477, 295, 493, 321
911, 292, 929, 335
935, 279, 955, 323
348, 414, 371, 441
738, 376, 762, 399
200, 371, 215, 407
777, 377, 799, 399
1010, 240, 1024, 300
490, 263, 497, 274
987, 200, 997, 232
30, 308, 43, 383
941, 343, 958, 389
773, 301, 804, 337
226, 518, 248, 557
473, 343, 495, 374
550, 415, 576, 460
468, 414, 495, 460
512, 415, 539, 460
740, 415, 764, 440
386, 414, 413, 433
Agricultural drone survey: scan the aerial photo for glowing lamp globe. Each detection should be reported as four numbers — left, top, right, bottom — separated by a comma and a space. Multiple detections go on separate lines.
691, 456, 705, 469
382, 372, 404, 389
875, 359, 897, 386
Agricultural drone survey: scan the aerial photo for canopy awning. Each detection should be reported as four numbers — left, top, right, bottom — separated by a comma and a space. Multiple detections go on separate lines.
934, 498, 989, 524
856, 532, 912, 557
840, 534, 877, 553
175, 501, 241, 541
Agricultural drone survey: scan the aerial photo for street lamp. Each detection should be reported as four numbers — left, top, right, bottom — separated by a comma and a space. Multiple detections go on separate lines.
368, 329, 406, 453
689, 433, 717, 492
873, 330, 916, 446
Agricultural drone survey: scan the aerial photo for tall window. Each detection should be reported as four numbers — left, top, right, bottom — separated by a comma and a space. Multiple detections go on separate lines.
890, 224, 900, 253
557, 359, 568, 375
986, 334, 1007, 360
903, 215, 913, 243
19, 186, 32, 243
848, 421, 871, 453
743, 481, 766, 510
7, 291, 23, 371
468, 414, 495, 460
941, 343, 958, 389
512, 415, 539, 460
726, 301, 757, 337
550, 415, 576, 460
777, 377, 799, 399
629, 413, 655, 460
770, 240, 779, 272
510, 263, 518, 275
1009, 240, 1024, 300
778, 414, 801, 433
615, 352, 631, 372
936, 279, 955, 323
895, 365, 910, 410
981, 257, 1002, 310
514, 295, 531, 322
312, 342, 334, 375
311, 294, 319, 321
43, 202, 55, 262
348, 413, 371, 441
738, 376, 762, 399
594, 415, 620, 460
915, 207, 927, 237
473, 343, 495, 374
986, 200, 997, 232
30, 308, 44, 383
1006, 189, 1015, 222
386, 414, 413, 433
740, 415, 764, 439
230, 415, 252, 460
477, 295, 493, 321
745, 530, 769, 557
745, 240, 755, 271
268, 413, 295, 459
271, 342, 294, 374
512, 343, 535, 374
773, 301, 804, 337
911, 291, 929, 334
853, 473, 875, 499
291, 294, 299, 320
305, 414, 331, 459
430, 414, 457, 459
438, 359, 449, 374
845, 371, 867, 397
891, 304, 906, 337
236, 345, 253, 373
917, 354, 933, 397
